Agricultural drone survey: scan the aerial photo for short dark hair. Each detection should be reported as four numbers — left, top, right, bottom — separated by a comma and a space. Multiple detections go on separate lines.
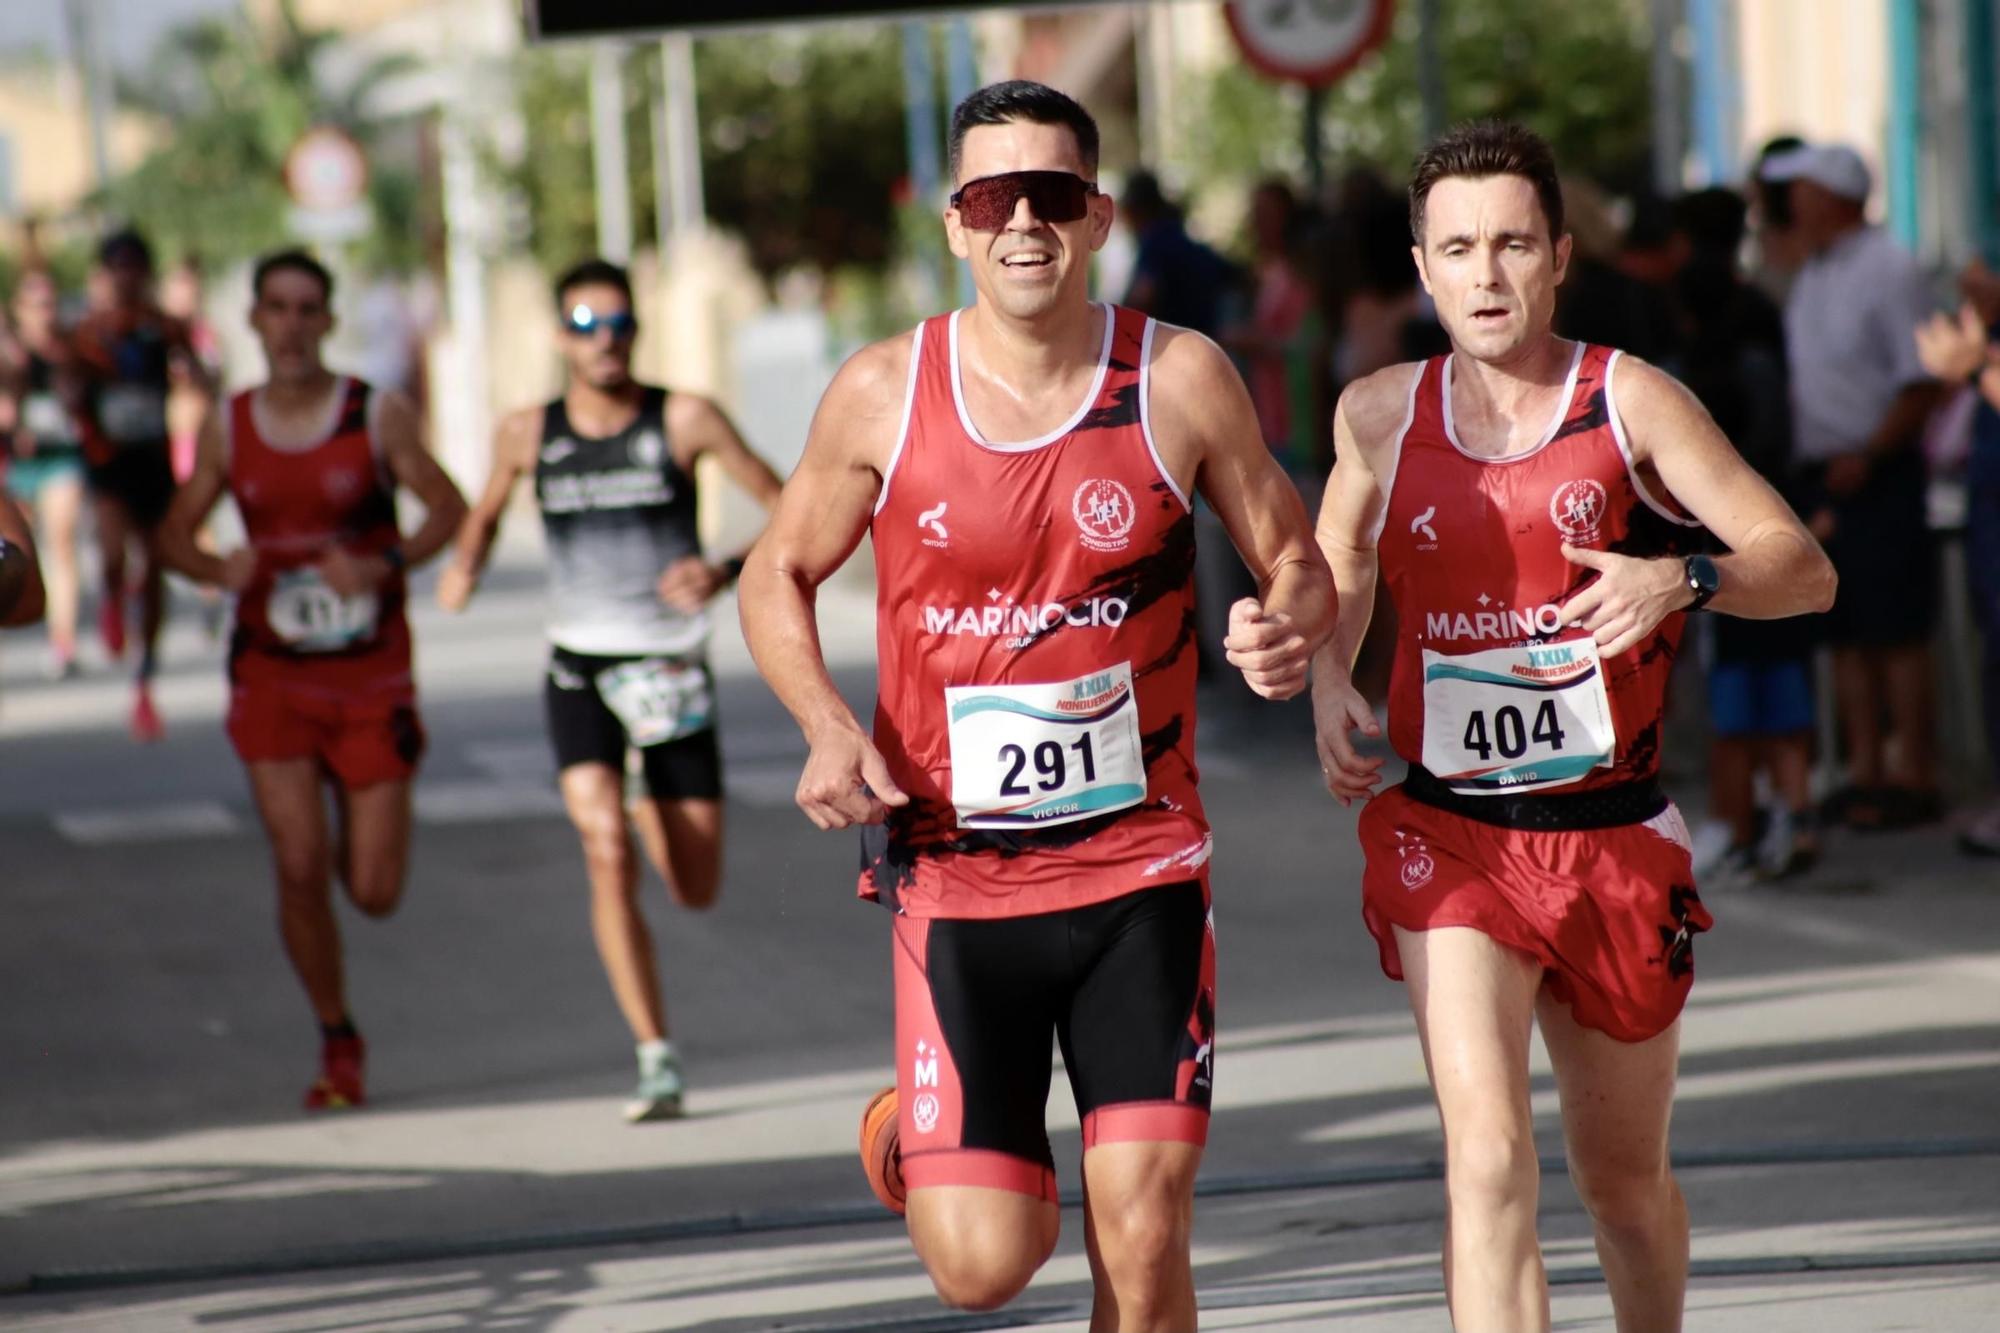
252, 249, 334, 304
555, 258, 633, 308
98, 227, 153, 270
1408, 121, 1565, 246
947, 80, 1098, 183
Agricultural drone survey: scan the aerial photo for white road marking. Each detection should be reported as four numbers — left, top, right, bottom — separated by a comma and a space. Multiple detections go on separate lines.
53, 802, 241, 844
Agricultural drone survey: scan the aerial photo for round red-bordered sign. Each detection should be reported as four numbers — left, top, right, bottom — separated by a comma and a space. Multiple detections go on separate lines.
1224, 0, 1398, 88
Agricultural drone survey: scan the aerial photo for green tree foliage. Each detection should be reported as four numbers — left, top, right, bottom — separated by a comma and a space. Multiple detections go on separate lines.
103, 0, 421, 270
1184, 0, 1653, 198
508, 26, 908, 282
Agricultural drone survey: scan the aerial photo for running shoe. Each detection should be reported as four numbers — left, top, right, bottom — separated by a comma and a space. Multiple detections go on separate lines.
99, 599, 126, 660
624, 1046, 686, 1123
1958, 806, 2000, 859
859, 1084, 906, 1215
130, 685, 163, 743
304, 1034, 367, 1110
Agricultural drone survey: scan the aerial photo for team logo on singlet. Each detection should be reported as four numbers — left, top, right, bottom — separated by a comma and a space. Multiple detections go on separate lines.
322, 468, 363, 502
912, 1092, 940, 1133
917, 500, 949, 547
1550, 479, 1608, 544
630, 430, 667, 468
1072, 478, 1136, 552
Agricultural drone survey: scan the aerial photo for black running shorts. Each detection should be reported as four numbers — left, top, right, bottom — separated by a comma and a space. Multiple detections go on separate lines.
543, 645, 722, 801
891, 879, 1215, 1201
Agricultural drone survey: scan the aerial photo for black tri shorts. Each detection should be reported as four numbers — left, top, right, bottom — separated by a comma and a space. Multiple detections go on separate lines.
85, 443, 176, 528
543, 645, 722, 801
890, 879, 1216, 1202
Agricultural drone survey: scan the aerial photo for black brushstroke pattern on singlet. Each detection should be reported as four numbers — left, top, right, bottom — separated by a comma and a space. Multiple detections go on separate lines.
1548, 386, 1610, 443
1078, 381, 1142, 433
1014, 510, 1197, 666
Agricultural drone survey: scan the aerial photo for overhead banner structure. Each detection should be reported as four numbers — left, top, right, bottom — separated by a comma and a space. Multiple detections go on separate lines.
524, 0, 1122, 40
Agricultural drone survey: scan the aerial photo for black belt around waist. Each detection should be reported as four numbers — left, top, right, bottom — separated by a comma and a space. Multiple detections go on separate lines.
1401, 764, 1668, 832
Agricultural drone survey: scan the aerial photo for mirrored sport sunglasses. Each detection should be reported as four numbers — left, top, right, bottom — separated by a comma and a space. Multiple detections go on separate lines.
564, 305, 639, 340
950, 170, 1098, 231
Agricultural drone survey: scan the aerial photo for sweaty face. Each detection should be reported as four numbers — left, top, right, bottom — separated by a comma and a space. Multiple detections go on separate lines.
1414, 174, 1571, 365
559, 283, 637, 391
249, 269, 333, 382
946, 120, 1111, 322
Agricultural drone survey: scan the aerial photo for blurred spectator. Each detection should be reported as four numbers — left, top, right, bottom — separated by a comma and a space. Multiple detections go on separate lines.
0, 271, 88, 677
1767, 142, 1945, 830
1913, 260, 2000, 856
1748, 135, 1810, 297
1119, 170, 1236, 337
1330, 170, 1444, 386
158, 256, 219, 486
1666, 191, 1817, 882
1223, 178, 1321, 473
1554, 175, 1675, 360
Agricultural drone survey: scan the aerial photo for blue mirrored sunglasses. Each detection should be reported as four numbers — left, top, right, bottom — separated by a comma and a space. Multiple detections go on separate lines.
564, 306, 638, 340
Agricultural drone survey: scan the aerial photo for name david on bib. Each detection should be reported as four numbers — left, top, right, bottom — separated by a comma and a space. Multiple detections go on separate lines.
945, 662, 1147, 829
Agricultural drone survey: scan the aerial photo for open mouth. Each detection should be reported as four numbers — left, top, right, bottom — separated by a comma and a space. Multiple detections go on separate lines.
1471, 307, 1510, 324
999, 252, 1055, 271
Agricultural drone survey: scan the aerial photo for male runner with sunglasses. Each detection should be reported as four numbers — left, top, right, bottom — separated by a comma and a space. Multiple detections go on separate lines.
1312, 122, 1834, 1330
740, 81, 1332, 1325
441, 258, 782, 1122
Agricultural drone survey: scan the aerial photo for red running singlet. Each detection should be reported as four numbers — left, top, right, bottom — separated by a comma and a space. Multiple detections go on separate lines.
864, 304, 1210, 918
226, 377, 411, 693
1377, 343, 1703, 796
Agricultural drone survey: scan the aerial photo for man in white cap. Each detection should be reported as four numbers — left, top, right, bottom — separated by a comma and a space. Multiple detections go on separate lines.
1762, 142, 1943, 833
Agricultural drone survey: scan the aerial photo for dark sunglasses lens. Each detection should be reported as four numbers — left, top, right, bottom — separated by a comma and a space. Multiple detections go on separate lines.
567, 310, 636, 339
956, 173, 1090, 229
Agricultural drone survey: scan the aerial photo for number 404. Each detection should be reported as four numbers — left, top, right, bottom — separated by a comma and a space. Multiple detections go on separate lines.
1462, 700, 1566, 762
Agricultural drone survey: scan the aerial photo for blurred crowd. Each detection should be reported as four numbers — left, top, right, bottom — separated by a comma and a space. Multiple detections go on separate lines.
1116, 140, 2000, 874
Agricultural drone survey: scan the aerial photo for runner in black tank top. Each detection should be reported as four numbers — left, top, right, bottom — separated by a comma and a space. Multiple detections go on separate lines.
438, 258, 784, 1123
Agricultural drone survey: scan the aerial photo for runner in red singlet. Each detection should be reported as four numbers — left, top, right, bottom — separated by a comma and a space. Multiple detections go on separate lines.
1311, 123, 1835, 1331
740, 82, 1333, 1324
160, 251, 466, 1110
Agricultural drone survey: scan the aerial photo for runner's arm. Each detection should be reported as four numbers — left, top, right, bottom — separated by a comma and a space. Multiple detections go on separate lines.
438, 407, 536, 608
156, 403, 240, 588
373, 390, 466, 570
1156, 326, 1336, 699
738, 337, 911, 828
661, 393, 786, 609
1307, 368, 1412, 802
1559, 358, 1837, 658
0, 493, 44, 626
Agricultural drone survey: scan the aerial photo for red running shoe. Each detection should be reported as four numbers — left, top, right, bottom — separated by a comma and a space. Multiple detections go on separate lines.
130, 685, 163, 744
858, 1084, 905, 1215
304, 1034, 367, 1110
99, 598, 126, 660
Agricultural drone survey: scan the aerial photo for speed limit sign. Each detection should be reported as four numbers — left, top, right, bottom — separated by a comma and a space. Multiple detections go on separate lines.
1224, 0, 1398, 87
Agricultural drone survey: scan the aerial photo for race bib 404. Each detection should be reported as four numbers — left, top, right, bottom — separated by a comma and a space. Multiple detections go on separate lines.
267, 569, 380, 653
945, 662, 1147, 829
597, 658, 713, 747
1419, 639, 1616, 795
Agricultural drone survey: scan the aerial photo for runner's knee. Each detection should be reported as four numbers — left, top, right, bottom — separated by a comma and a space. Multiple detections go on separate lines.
345, 863, 405, 918
1445, 1126, 1539, 1214
1088, 1198, 1189, 1299
922, 1242, 1043, 1312
1570, 1157, 1676, 1239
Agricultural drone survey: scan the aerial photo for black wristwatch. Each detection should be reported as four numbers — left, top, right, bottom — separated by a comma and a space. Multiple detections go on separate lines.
1682, 553, 1721, 612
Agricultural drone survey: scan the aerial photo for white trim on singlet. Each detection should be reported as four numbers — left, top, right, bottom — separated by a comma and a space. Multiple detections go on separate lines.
947, 302, 1113, 453
1439, 341, 1585, 465
872, 324, 926, 517
249, 376, 350, 455
1605, 349, 1704, 528
1363, 360, 1427, 546
1137, 317, 1192, 512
